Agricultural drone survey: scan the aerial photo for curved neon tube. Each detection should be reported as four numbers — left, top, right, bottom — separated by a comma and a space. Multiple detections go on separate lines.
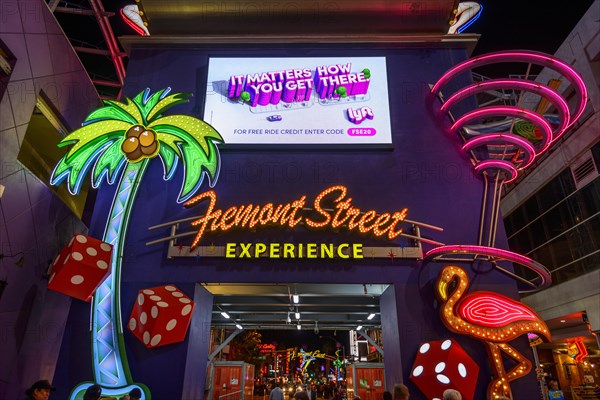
459, 294, 539, 327
451, 106, 554, 153
432, 51, 588, 131
441, 79, 569, 138
474, 159, 519, 183
425, 245, 552, 292
462, 133, 537, 169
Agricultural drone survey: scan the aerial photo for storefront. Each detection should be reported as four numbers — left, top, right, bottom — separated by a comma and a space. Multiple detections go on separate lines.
46, 37, 547, 400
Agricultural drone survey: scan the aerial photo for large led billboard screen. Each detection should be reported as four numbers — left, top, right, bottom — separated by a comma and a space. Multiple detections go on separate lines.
203, 57, 392, 145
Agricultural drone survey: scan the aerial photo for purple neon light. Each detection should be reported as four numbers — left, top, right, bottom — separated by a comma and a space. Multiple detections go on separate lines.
463, 133, 536, 169
441, 79, 569, 138
474, 159, 519, 183
452, 106, 554, 154
425, 244, 551, 292
431, 51, 588, 133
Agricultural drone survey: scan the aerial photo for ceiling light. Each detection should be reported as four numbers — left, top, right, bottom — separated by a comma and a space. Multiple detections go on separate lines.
235, 324, 243, 330
287, 313, 292, 323
295, 312, 300, 319
221, 312, 230, 319
293, 294, 299, 304
367, 313, 376, 320
297, 324, 301, 330
356, 325, 363, 331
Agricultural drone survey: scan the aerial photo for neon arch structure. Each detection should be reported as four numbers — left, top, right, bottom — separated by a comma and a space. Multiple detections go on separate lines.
427, 50, 588, 294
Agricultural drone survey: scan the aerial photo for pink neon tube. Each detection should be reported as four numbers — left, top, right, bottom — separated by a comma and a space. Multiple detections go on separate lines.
432, 51, 588, 131
463, 133, 536, 169
425, 244, 551, 292
441, 79, 569, 139
452, 106, 554, 153
474, 159, 519, 183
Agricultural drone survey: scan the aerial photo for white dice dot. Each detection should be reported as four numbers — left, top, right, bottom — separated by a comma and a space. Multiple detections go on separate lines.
143, 289, 155, 295
166, 319, 177, 331
458, 363, 467, 378
143, 331, 150, 344
71, 275, 84, 285
412, 365, 423, 377
181, 305, 192, 316
165, 285, 176, 291
441, 339, 452, 350
129, 318, 137, 330
97, 260, 108, 270
179, 298, 191, 304
72, 252, 83, 261
150, 334, 162, 346
137, 294, 144, 305
419, 343, 430, 354
172, 292, 184, 298
436, 374, 450, 384
140, 312, 147, 325
435, 362, 446, 373
86, 247, 97, 256
76, 235, 87, 243
151, 306, 158, 318
150, 295, 162, 301
157, 301, 169, 308
100, 243, 111, 252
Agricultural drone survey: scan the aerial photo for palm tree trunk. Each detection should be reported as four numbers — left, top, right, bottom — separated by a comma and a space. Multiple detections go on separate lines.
84, 160, 149, 396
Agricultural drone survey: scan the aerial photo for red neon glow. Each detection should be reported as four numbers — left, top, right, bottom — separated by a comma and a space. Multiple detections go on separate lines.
431, 51, 588, 133
568, 339, 588, 362
426, 245, 552, 292
441, 79, 569, 139
458, 293, 539, 327
463, 134, 536, 169
474, 160, 519, 183
451, 106, 554, 154
436, 265, 551, 399
120, 8, 146, 36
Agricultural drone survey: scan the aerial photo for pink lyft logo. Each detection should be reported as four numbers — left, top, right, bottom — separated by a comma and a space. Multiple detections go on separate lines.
348, 128, 376, 136
347, 106, 374, 124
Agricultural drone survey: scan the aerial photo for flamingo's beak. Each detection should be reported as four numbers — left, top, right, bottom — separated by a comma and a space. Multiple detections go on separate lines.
437, 280, 448, 301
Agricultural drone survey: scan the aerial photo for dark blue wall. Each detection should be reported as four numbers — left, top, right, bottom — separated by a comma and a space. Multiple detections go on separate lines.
54, 45, 539, 400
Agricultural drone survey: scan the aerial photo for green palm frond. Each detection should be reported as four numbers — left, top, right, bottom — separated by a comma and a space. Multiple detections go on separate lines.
150, 115, 222, 158
146, 92, 192, 123
85, 101, 138, 125
150, 118, 223, 203
61, 120, 131, 160
51, 136, 117, 194
92, 138, 127, 187
51, 88, 224, 201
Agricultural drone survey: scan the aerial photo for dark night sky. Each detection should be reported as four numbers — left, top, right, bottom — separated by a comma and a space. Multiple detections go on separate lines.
471, 0, 596, 56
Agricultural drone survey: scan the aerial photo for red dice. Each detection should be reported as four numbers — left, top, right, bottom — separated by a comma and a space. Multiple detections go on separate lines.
47, 234, 113, 302
128, 285, 195, 348
410, 339, 479, 400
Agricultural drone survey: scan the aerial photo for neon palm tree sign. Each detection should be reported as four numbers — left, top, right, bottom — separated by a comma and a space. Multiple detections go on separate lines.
51, 88, 223, 400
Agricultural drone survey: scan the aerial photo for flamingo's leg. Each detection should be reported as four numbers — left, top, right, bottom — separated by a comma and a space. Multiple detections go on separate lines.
485, 342, 532, 399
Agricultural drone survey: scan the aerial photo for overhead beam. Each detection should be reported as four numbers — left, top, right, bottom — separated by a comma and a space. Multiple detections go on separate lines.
208, 328, 242, 362
54, 6, 114, 17
74, 46, 126, 57
357, 329, 384, 356
92, 79, 123, 88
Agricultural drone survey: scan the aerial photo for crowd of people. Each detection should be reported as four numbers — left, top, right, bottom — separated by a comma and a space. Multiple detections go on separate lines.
22, 377, 600, 399
23, 380, 142, 400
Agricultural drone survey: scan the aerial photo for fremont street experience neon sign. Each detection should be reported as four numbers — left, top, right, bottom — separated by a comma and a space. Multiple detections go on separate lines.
184, 185, 409, 249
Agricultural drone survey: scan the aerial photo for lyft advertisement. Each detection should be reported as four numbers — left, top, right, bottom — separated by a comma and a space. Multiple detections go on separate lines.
203, 57, 392, 145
